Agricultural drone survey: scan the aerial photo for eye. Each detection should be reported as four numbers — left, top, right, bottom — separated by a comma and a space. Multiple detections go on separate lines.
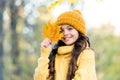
60, 29, 64, 33
67, 27, 73, 31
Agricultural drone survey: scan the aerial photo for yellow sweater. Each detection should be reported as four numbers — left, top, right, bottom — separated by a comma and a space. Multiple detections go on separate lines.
34, 45, 97, 80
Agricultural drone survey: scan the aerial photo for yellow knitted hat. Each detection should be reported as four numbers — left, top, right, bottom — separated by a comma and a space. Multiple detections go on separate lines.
56, 9, 86, 35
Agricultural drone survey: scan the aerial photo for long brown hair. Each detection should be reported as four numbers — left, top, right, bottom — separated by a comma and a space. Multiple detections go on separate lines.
48, 33, 90, 80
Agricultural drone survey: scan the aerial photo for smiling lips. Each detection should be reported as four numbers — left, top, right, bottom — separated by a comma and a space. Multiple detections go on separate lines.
63, 36, 72, 41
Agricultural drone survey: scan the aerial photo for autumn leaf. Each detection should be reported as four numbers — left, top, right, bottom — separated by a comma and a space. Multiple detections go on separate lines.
43, 22, 62, 42
47, 0, 64, 11
68, 0, 76, 4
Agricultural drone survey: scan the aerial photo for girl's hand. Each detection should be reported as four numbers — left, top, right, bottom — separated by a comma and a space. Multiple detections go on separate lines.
40, 38, 52, 49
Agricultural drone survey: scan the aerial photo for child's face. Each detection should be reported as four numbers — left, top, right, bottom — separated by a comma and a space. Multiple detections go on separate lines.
60, 24, 79, 45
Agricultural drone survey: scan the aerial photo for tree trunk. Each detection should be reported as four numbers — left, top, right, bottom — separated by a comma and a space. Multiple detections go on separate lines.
9, 0, 21, 77
0, 0, 6, 80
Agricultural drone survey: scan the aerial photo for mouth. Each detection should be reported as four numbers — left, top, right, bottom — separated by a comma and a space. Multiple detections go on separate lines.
63, 37, 72, 41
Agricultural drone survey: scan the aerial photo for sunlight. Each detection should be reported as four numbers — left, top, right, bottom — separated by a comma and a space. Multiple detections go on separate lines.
51, 0, 120, 35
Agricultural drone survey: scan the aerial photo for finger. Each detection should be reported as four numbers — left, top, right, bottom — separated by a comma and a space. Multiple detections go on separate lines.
40, 38, 52, 48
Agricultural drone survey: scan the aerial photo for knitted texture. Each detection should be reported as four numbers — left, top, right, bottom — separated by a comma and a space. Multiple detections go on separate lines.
56, 9, 86, 35
34, 46, 97, 80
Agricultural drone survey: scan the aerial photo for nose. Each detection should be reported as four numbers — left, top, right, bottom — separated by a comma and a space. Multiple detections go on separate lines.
63, 29, 69, 35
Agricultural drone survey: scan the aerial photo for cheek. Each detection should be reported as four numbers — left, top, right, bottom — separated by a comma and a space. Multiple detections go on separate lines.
74, 35, 79, 41
73, 32, 79, 38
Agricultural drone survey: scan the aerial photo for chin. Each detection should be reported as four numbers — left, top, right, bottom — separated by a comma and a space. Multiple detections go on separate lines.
65, 42, 73, 46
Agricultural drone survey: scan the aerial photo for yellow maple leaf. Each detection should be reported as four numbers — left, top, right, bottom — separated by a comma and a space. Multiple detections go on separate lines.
43, 22, 62, 42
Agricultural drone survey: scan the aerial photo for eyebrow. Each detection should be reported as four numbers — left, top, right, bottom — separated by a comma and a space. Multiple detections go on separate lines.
67, 25, 72, 28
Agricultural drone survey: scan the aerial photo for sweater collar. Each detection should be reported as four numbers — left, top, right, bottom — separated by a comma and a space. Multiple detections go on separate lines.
57, 45, 74, 55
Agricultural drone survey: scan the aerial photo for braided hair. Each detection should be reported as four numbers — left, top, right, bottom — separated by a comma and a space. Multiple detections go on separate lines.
47, 33, 90, 80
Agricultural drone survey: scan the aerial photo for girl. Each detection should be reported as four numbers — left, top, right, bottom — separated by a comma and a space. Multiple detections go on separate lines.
34, 9, 97, 80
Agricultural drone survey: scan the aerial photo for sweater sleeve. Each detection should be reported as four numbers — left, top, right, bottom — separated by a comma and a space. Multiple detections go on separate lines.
33, 48, 52, 80
73, 48, 97, 80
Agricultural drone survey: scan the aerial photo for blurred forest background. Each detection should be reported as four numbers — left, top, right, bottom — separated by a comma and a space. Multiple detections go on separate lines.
0, 0, 120, 80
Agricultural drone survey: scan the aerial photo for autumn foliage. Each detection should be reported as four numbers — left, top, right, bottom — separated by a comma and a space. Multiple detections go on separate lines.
43, 22, 62, 42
